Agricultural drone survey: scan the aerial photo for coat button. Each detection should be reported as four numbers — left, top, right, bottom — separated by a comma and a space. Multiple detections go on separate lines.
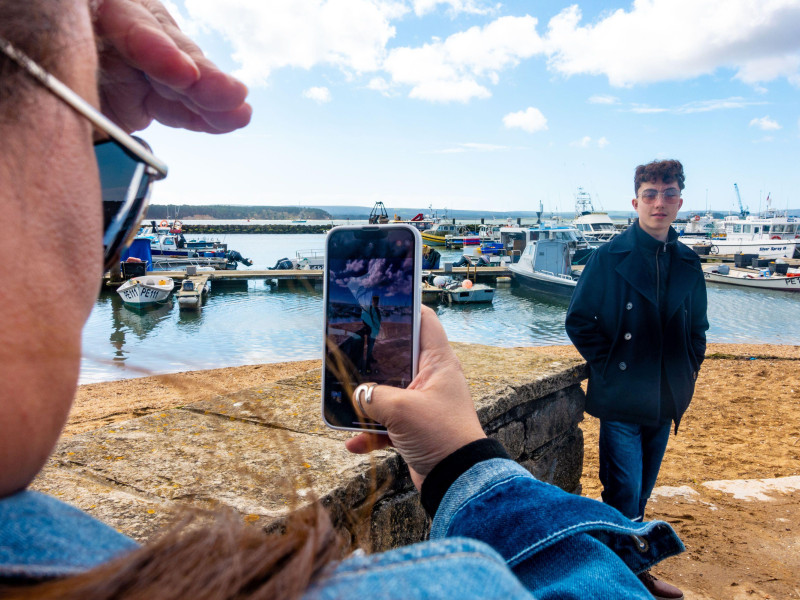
619, 362, 627, 371
624, 332, 632, 340
626, 302, 633, 310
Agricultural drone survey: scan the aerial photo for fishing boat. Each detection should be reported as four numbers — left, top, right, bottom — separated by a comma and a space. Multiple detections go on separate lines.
122, 238, 250, 272
421, 222, 460, 246
116, 276, 175, 308
497, 222, 593, 264
508, 239, 580, 298
572, 187, 619, 246
702, 264, 800, 292
679, 196, 799, 258
136, 220, 229, 258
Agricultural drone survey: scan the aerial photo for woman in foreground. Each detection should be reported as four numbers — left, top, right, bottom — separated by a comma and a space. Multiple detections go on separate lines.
0, 1, 683, 597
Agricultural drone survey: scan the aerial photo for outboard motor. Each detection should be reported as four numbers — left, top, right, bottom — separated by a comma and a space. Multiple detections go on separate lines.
226, 250, 254, 267
270, 257, 294, 270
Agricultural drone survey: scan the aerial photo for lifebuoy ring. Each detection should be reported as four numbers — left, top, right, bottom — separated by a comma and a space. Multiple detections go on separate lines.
159, 219, 169, 228
795, 235, 799, 239
771, 235, 780, 240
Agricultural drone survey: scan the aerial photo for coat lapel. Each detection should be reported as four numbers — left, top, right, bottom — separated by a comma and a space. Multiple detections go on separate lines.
615, 249, 657, 306
665, 252, 700, 320
611, 227, 658, 306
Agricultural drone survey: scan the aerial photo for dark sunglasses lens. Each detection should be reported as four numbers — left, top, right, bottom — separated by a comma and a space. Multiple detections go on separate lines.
97, 139, 153, 272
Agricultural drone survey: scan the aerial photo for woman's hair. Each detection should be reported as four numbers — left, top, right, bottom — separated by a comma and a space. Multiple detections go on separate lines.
634, 159, 685, 195
3, 503, 344, 600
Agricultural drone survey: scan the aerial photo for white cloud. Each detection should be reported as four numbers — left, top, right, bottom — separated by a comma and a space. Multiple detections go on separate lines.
433, 142, 510, 153
570, 136, 608, 148
541, 1, 800, 87
412, 0, 496, 17
749, 115, 781, 130
384, 15, 544, 102
183, 0, 407, 84
588, 95, 619, 105
367, 77, 392, 94
570, 136, 591, 148
629, 97, 767, 114
302, 86, 332, 103
503, 107, 548, 133
178, 0, 800, 98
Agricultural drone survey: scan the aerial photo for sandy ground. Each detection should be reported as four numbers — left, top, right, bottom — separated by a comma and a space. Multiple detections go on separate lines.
64, 344, 800, 599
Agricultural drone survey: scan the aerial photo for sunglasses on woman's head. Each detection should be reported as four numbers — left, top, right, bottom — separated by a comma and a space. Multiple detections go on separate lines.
0, 35, 168, 272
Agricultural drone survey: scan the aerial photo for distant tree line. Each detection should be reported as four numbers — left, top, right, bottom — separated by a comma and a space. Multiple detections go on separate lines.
181, 224, 333, 234
145, 204, 333, 220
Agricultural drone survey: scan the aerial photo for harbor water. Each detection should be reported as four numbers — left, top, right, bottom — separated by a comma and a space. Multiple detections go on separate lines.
81, 232, 800, 384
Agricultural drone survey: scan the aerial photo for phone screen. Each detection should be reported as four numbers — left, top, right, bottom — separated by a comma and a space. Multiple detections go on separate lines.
322, 225, 420, 432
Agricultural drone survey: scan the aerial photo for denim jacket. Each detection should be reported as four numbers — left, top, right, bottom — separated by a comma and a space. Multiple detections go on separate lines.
1, 460, 682, 598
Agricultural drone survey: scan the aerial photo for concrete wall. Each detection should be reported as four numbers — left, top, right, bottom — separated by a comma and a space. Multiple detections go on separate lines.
32, 344, 586, 552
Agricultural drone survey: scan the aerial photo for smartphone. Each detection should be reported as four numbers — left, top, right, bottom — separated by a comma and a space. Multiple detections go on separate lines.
321, 224, 422, 433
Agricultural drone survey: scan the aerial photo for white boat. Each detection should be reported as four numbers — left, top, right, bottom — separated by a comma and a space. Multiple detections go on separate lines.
478, 224, 502, 242
444, 230, 481, 249
572, 187, 619, 246
683, 212, 725, 236
176, 276, 211, 309
428, 276, 495, 304
498, 222, 593, 264
508, 239, 579, 298
702, 264, 800, 292
679, 200, 800, 258
268, 249, 325, 270
116, 276, 175, 308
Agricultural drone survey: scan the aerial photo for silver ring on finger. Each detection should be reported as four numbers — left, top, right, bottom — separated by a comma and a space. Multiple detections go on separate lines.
352, 383, 370, 414
364, 382, 378, 404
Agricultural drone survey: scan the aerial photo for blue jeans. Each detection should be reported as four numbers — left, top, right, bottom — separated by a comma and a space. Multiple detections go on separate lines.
599, 420, 672, 521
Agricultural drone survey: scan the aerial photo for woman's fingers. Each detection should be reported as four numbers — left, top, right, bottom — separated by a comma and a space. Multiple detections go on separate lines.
94, 0, 251, 133
344, 432, 391, 454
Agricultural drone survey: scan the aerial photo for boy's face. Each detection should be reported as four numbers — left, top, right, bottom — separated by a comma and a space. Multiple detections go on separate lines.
632, 180, 683, 240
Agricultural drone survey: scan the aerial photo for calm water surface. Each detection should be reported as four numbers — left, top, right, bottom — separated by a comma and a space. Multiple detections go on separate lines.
80, 233, 800, 384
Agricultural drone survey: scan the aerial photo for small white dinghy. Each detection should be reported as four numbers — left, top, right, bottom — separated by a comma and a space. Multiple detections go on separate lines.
116, 276, 175, 308
431, 276, 494, 304
702, 264, 800, 292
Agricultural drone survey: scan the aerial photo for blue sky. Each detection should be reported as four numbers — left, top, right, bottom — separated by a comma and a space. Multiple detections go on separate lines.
145, 0, 800, 215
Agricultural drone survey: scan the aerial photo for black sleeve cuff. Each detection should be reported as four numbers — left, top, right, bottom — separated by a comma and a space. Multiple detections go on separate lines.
420, 437, 510, 519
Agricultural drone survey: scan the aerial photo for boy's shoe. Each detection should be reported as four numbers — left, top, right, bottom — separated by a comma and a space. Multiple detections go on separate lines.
638, 571, 684, 600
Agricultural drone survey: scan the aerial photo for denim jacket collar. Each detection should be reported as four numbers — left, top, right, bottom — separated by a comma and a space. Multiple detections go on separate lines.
0, 490, 138, 580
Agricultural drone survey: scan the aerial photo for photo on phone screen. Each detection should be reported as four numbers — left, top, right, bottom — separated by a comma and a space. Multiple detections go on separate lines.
322, 225, 421, 432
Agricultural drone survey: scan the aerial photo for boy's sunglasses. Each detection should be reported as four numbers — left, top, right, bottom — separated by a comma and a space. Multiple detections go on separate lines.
0, 35, 168, 272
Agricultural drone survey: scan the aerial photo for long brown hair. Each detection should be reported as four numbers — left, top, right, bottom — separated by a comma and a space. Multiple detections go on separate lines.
0, 503, 341, 600
2, 503, 343, 600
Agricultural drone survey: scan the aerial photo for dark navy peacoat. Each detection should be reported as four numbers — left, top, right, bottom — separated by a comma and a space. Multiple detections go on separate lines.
565, 222, 708, 431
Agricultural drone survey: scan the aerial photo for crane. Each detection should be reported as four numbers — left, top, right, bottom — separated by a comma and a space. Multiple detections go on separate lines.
733, 183, 749, 218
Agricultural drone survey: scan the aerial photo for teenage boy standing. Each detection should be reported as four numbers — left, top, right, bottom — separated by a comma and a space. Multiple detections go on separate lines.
566, 159, 708, 600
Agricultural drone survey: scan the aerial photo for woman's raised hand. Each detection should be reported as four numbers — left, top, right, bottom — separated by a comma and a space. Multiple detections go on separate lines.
94, 0, 252, 133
